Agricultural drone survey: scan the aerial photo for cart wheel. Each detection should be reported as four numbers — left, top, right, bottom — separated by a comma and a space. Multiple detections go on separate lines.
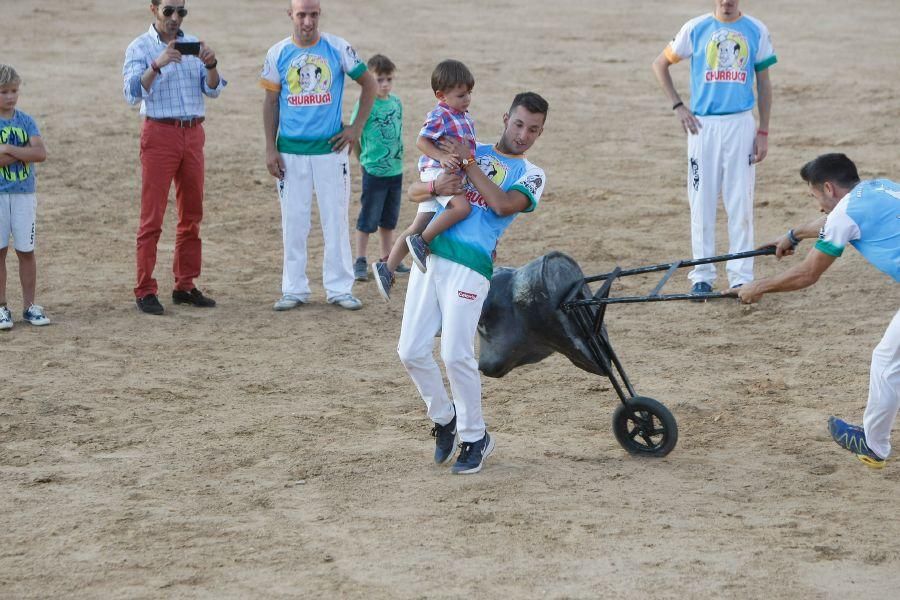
612, 396, 678, 457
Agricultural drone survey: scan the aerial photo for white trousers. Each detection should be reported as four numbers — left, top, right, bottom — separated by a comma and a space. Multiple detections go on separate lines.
863, 308, 900, 459
397, 255, 491, 443
687, 110, 756, 287
278, 150, 354, 301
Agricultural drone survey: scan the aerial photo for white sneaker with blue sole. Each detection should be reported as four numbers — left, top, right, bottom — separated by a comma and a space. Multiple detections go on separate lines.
23, 304, 50, 326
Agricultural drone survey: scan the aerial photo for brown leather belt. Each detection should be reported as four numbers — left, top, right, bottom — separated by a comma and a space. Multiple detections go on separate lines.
146, 116, 205, 128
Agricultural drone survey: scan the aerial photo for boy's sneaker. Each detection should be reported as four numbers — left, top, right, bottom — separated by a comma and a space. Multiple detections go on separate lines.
406, 234, 429, 273
431, 412, 458, 464
23, 304, 50, 326
0, 306, 13, 330
328, 294, 363, 311
451, 432, 495, 475
828, 416, 886, 469
354, 257, 368, 281
372, 262, 394, 302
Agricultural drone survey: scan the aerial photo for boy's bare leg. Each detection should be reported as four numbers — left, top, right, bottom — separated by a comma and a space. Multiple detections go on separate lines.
386, 212, 432, 272
17, 250, 36, 307
421, 194, 470, 244
355, 230, 370, 260
377, 227, 394, 261
0, 247, 7, 305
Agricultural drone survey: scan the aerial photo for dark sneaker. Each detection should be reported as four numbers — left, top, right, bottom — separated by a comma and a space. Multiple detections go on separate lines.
136, 294, 164, 315
451, 432, 495, 475
372, 261, 394, 302
828, 416, 886, 469
690, 281, 713, 302
354, 257, 368, 281
172, 288, 216, 307
23, 304, 50, 326
406, 234, 429, 273
431, 413, 458, 464
395, 262, 412, 274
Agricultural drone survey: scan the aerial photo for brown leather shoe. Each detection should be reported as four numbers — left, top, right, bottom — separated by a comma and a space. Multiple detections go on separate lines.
172, 288, 216, 308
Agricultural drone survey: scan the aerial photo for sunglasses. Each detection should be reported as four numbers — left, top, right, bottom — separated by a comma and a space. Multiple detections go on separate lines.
161, 6, 188, 18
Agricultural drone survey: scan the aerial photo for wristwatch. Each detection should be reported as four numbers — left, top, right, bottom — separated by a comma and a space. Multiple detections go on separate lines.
460, 155, 477, 169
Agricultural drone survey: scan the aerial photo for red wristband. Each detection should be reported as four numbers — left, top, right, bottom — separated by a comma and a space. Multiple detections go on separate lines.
757, 129, 768, 136
150, 60, 161, 74
428, 180, 436, 195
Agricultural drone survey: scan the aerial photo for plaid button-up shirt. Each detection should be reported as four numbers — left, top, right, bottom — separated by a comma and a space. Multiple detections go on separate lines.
417, 102, 476, 172
123, 25, 226, 118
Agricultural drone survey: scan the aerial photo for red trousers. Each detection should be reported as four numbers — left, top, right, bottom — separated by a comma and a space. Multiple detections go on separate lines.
134, 119, 205, 298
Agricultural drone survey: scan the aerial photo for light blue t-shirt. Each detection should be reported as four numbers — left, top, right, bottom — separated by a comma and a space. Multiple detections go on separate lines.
0, 110, 41, 194
260, 33, 367, 155
815, 179, 900, 282
430, 143, 546, 280
666, 13, 777, 116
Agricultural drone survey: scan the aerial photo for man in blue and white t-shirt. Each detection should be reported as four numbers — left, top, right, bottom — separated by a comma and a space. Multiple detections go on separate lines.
652, 0, 776, 293
261, 0, 377, 311
738, 154, 900, 469
394, 92, 548, 475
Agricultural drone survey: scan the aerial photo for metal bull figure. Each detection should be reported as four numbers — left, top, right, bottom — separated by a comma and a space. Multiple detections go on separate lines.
477, 251, 609, 378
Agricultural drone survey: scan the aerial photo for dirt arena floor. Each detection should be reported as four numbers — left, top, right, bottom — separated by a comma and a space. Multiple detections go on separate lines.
2, 0, 899, 597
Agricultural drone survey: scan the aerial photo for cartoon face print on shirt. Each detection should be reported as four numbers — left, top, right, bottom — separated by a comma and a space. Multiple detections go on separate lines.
705, 29, 749, 82
285, 53, 333, 105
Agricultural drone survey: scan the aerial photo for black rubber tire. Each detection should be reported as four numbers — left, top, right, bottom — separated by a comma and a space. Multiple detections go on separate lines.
612, 396, 678, 457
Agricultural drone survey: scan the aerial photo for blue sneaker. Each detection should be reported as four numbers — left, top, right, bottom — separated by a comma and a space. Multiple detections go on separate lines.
431, 413, 457, 464
690, 281, 713, 302
828, 416, 886, 469
450, 432, 495, 474
372, 261, 394, 302
395, 262, 412, 274
406, 234, 429, 273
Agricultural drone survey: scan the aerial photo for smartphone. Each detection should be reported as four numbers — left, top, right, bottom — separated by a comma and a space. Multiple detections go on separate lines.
174, 42, 201, 56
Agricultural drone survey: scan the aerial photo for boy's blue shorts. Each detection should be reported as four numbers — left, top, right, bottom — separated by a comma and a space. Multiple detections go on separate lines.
356, 168, 402, 234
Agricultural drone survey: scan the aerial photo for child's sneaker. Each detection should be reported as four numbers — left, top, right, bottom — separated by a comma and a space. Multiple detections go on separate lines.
0, 306, 12, 330
353, 257, 368, 282
406, 234, 429, 273
23, 304, 50, 326
828, 416, 886, 469
372, 261, 394, 302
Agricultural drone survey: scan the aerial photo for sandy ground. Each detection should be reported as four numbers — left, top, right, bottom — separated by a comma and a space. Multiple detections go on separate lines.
2, 0, 899, 597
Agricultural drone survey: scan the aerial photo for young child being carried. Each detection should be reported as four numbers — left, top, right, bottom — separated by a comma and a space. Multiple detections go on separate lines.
372, 59, 476, 301
0, 64, 50, 331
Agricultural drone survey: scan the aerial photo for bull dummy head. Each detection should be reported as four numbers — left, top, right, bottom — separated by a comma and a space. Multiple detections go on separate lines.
478, 252, 609, 378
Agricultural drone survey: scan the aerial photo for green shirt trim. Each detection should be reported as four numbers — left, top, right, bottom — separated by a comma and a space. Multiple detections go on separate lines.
348, 63, 367, 80
430, 237, 494, 281
508, 185, 538, 213
277, 136, 334, 156
814, 240, 844, 257
754, 55, 777, 72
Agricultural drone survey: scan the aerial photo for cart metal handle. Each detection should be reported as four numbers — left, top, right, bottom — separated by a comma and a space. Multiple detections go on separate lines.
563, 247, 776, 308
